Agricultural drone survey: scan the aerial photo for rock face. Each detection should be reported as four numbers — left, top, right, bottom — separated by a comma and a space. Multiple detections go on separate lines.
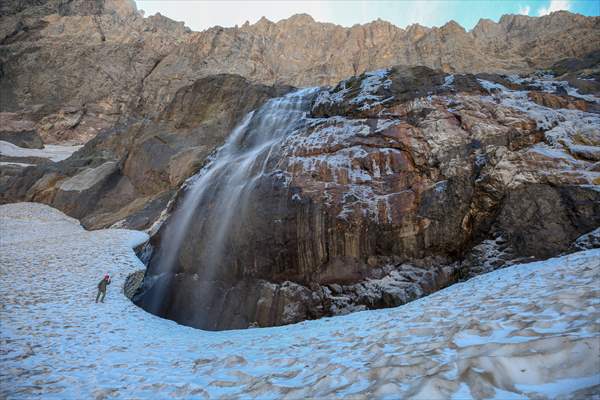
140, 13, 600, 112
133, 66, 600, 330
0, 113, 43, 148
1, 0, 190, 144
2, 1, 600, 331
1, 1, 599, 144
0, 74, 290, 229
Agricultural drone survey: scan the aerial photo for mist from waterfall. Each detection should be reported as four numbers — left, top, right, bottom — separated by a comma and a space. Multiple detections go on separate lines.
142, 87, 319, 318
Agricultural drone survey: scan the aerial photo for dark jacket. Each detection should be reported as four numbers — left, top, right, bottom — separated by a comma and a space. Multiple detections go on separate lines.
98, 278, 111, 291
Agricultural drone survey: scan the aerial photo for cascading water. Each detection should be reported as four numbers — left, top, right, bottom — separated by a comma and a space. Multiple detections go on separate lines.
137, 87, 319, 328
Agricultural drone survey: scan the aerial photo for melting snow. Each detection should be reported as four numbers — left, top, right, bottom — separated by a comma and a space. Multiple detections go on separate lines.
1, 202, 599, 399
442, 74, 455, 88
0, 141, 82, 162
0, 161, 34, 167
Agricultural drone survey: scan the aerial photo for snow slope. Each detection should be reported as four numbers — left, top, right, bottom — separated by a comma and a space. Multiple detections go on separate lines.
1, 202, 599, 399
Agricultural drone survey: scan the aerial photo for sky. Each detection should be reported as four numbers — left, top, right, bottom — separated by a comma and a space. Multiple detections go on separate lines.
134, 0, 599, 31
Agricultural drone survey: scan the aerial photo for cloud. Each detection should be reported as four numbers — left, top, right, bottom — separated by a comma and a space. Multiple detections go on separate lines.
517, 5, 530, 15
538, 0, 571, 16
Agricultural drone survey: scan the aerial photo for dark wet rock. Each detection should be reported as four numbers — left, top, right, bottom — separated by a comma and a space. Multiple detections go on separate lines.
497, 184, 600, 259
124, 270, 146, 300
134, 258, 459, 330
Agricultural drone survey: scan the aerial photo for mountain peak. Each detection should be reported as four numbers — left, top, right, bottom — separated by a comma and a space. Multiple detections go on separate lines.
254, 16, 274, 26
283, 13, 315, 25
441, 20, 466, 32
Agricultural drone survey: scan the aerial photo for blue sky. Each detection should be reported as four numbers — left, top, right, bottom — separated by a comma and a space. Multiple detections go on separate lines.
135, 0, 599, 31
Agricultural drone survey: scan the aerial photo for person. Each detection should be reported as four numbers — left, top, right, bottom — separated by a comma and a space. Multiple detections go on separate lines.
96, 273, 111, 303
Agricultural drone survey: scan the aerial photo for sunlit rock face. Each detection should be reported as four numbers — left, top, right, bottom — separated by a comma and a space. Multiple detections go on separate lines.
135, 66, 600, 330
140, 12, 600, 112
2, 0, 599, 145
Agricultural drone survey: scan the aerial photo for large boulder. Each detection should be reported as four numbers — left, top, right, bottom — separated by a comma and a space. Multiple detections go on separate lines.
135, 66, 600, 330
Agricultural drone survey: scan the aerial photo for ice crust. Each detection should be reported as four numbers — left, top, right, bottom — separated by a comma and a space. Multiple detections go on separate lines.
1, 202, 599, 399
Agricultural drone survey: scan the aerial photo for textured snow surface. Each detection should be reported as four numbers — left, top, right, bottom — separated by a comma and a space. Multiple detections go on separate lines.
0, 141, 82, 162
1, 202, 599, 399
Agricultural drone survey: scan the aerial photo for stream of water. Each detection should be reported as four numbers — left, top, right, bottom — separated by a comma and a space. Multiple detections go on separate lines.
143, 87, 319, 316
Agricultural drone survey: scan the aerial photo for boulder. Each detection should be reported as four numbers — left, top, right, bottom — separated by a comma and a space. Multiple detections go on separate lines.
135, 66, 600, 330
53, 161, 120, 218
527, 91, 588, 111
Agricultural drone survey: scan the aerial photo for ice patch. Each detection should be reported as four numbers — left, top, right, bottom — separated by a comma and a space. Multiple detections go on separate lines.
0, 140, 82, 162
0, 161, 34, 167
313, 68, 393, 111
477, 79, 508, 92
443, 74, 455, 88
434, 180, 448, 193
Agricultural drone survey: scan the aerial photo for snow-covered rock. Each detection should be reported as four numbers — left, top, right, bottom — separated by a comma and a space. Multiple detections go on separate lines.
1, 202, 599, 399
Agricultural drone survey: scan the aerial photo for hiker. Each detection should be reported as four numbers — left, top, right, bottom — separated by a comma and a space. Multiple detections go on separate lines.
96, 273, 111, 303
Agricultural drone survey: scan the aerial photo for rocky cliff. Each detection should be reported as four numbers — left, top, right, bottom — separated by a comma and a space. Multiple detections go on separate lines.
133, 66, 600, 330
1, 1, 599, 145
140, 12, 600, 112
1, 1, 599, 330
1, 0, 190, 144
1, 74, 291, 229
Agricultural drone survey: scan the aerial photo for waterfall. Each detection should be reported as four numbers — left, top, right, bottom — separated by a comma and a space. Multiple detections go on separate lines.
140, 87, 319, 319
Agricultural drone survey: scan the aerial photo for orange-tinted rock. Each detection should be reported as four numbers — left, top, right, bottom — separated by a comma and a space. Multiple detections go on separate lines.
527, 91, 588, 111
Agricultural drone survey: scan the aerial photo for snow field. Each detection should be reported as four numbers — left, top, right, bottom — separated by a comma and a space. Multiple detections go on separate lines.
0, 202, 599, 399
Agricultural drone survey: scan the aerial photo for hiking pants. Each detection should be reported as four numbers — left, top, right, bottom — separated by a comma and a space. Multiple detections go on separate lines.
96, 289, 106, 303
